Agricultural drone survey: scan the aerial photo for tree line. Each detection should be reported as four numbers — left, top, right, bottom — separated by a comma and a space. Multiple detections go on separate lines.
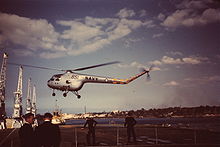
109, 105, 220, 118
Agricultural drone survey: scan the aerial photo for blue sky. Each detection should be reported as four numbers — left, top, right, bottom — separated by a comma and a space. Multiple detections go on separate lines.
0, 0, 220, 115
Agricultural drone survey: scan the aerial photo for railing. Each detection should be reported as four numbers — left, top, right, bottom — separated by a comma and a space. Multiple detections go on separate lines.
1, 125, 220, 147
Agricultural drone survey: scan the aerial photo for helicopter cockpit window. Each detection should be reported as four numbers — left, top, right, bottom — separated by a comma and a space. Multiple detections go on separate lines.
50, 78, 54, 81
66, 80, 71, 84
54, 74, 62, 78
55, 78, 60, 81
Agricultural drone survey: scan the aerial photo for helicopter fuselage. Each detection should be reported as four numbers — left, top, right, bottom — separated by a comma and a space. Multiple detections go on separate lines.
47, 71, 124, 92
47, 69, 149, 93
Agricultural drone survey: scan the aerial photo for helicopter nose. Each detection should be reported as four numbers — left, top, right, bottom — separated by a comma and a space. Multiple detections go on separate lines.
47, 80, 52, 87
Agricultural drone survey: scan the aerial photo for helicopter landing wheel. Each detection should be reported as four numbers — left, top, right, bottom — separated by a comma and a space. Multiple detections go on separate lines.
52, 93, 56, 96
73, 91, 81, 99
63, 93, 67, 97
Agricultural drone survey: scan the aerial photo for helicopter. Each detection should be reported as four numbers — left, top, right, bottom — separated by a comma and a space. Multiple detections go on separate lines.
9, 61, 153, 99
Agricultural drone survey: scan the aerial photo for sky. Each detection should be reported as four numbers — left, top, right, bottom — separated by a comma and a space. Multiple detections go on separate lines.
0, 0, 220, 115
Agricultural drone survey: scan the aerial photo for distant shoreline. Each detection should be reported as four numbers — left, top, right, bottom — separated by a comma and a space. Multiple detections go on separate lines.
63, 114, 220, 120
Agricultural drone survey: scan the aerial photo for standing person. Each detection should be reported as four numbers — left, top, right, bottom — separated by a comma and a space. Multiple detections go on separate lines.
83, 117, 97, 146
19, 113, 36, 147
124, 112, 137, 144
0, 114, 7, 129
35, 113, 61, 147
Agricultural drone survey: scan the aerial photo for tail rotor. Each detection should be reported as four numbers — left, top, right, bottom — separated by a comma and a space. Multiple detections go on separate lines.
147, 72, 151, 81
140, 65, 155, 81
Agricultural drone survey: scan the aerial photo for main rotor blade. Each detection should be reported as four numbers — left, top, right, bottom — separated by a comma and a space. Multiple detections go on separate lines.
8, 62, 63, 71
72, 61, 120, 71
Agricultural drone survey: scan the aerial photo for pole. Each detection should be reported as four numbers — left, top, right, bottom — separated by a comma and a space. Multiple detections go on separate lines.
75, 127, 78, 147
155, 127, 158, 144
194, 129, 197, 144
116, 126, 119, 145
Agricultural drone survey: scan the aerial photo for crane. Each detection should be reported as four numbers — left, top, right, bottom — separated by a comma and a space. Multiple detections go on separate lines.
26, 78, 32, 114
13, 66, 23, 118
0, 53, 8, 129
32, 85, 37, 116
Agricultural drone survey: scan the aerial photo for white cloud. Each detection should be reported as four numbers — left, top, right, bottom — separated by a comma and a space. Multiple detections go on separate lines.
184, 75, 220, 85
162, 56, 183, 64
13, 49, 35, 57
85, 16, 118, 28
0, 12, 60, 52
143, 20, 156, 28
149, 60, 162, 66
107, 20, 132, 41
182, 56, 208, 64
157, 13, 166, 21
152, 33, 163, 38
163, 75, 220, 88
0, 8, 154, 59
108, 19, 143, 40
149, 55, 208, 66
162, 9, 191, 27
116, 8, 135, 18
68, 39, 110, 56
58, 16, 147, 56
39, 51, 66, 59
118, 61, 161, 71
139, 10, 147, 17
131, 61, 145, 68
58, 20, 104, 45
167, 51, 183, 56
150, 66, 161, 71
163, 81, 179, 86
124, 38, 142, 48
118, 61, 144, 69
161, 0, 220, 28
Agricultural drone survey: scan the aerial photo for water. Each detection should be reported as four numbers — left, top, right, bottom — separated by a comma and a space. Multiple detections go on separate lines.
65, 117, 220, 131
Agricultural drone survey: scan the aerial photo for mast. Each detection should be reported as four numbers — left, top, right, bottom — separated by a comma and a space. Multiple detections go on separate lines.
26, 78, 32, 114
0, 53, 8, 119
54, 99, 59, 116
84, 105, 87, 114
31, 85, 37, 116
13, 66, 23, 118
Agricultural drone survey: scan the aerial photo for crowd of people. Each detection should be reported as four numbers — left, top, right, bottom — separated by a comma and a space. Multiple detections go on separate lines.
19, 112, 137, 147
19, 112, 61, 147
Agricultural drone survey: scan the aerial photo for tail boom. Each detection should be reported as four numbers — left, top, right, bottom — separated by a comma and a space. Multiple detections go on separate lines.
109, 70, 149, 84
82, 69, 150, 85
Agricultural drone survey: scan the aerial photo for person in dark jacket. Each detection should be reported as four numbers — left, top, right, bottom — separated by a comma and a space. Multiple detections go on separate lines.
19, 113, 36, 147
83, 117, 97, 146
35, 113, 61, 147
124, 112, 137, 143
